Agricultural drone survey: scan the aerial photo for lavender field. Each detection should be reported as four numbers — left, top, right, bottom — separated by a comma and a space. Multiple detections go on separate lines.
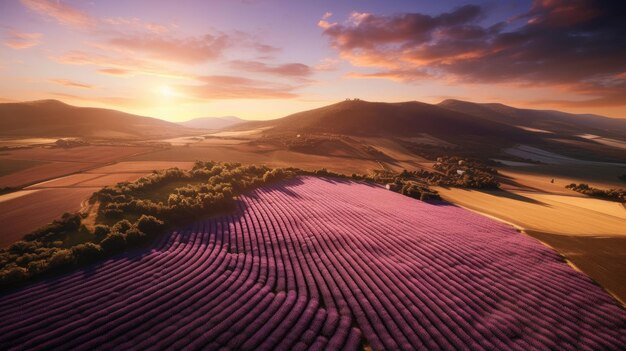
0, 177, 624, 350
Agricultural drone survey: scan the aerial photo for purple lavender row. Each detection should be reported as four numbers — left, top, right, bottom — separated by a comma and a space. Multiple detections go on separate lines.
0, 176, 624, 351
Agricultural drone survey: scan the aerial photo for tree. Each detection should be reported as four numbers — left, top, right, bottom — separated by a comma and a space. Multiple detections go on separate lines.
48, 249, 74, 270
27, 260, 48, 275
135, 215, 165, 236
8, 241, 40, 254
125, 227, 147, 247
93, 224, 111, 240
100, 233, 127, 254
0, 267, 29, 285
72, 243, 102, 264
111, 220, 133, 234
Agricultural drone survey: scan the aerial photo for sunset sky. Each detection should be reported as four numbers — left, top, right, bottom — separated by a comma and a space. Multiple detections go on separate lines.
1, 0, 625, 121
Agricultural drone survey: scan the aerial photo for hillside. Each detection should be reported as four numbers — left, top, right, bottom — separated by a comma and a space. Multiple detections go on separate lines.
179, 116, 245, 129
242, 100, 531, 143
438, 99, 626, 138
224, 99, 626, 162
0, 100, 192, 139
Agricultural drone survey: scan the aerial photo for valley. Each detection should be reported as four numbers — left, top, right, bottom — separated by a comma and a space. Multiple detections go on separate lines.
0, 97, 625, 347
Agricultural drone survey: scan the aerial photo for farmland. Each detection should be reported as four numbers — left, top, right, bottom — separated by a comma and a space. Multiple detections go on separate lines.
0, 177, 623, 350
0, 145, 158, 189
0, 141, 197, 246
436, 161, 626, 302
0, 187, 99, 247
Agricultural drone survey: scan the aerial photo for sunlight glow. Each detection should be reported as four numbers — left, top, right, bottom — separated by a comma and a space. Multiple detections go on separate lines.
159, 85, 174, 97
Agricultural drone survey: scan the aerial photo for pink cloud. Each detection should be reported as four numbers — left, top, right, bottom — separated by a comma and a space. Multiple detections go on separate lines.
97, 68, 132, 76
101, 17, 174, 34
21, 0, 178, 35
314, 58, 340, 72
56, 50, 190, 79
49, 79, 93, 89
106, 33, 231, 64
230, 60, 312, 77
321, 1, 626, 107
3, 30, 42, 49
346, 69, 429, 82
176, 75, 299, 100
22, 0, 282, 70
21, 0, 96, 28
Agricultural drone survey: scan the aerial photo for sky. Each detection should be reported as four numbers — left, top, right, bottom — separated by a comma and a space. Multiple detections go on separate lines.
0, 0, 625, 121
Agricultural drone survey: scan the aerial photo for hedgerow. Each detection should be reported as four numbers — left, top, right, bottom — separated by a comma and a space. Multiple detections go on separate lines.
565, 183, 626, 202
0, 162, 296, 288
0, 159, 476, 288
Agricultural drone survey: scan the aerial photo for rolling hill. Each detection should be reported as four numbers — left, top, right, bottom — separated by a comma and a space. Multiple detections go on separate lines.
242, 100, 531, 142
0, 100, 192, 139
225, 99, 626, 161
438, 99, 626, 138
179, 116, 245, 130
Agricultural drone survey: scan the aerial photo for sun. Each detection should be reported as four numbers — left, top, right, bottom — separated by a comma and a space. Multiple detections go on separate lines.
159, 85, 174, 97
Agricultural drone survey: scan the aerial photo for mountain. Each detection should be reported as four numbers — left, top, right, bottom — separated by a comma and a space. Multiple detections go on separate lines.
239, 99, 532, 142
438, 99, 626, 139
179, 116, 244, 130
0, 100, 192, 139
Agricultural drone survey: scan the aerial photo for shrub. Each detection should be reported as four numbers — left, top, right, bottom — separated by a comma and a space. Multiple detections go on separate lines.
23, 212, 82, 242
15, 254, 34, 266
262, 168, 293, 183
102, 208, 124, 219
27, 260, 48, 275
72, 243, 102, 264
135, 215, 165, 236
0, 266, 29, 285
47, 249, 74, 270
111, 220, 133, 234
8, 241, 40, 255
399, 182, 440, 201
566, 183, 625, 202
125, 227, 147, 247
93, 225, 111, 240
100, 233, 127, 254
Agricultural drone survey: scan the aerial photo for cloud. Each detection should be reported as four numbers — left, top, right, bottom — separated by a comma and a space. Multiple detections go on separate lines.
106, 33, 231, 64
56, 50, 190, 79
3, 30, 42, 49
21, 0, 96, 28
230, 60, 312, 77
532, 77, 626, 108
346, 69, 429, 82
21, 0, 305, 103
49, 79, 93, 89
102, 17, 174, 34
21, 0, 170, 33
321, 1, 626, 106
97, 68, 131, 76
176, 75, 299, 100
314, 58, 340, 72
22, 0, 283, 70
253, 43, 281, 55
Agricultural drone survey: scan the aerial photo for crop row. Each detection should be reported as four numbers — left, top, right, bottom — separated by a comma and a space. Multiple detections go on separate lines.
0, 177, 624, 350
